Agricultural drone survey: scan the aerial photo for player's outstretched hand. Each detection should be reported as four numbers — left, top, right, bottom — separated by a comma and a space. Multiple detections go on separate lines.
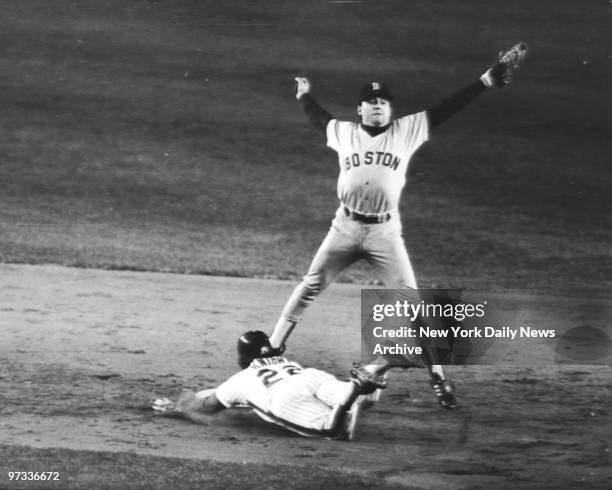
152, 397, 177, 415
483, 62, 512, 88
294, 76, 311, 99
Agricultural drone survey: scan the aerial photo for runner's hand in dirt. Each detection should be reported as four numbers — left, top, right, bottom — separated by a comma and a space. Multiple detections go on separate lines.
152, 397, 176, 414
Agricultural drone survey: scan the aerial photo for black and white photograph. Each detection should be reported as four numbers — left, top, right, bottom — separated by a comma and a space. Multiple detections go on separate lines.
1, 1, 610, 489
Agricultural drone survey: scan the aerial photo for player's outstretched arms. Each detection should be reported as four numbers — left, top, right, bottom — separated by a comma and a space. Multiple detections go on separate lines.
152, 389, 225, 424
294, 76, 334, 134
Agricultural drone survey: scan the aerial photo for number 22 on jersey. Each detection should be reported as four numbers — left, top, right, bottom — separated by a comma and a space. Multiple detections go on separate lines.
257, 362, 302, 387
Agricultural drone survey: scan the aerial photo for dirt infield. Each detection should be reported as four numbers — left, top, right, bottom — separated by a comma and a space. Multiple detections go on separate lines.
1, 264, 610, 489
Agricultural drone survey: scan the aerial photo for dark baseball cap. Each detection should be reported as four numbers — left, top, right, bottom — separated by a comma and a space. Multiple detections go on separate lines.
359, 81, 394, 103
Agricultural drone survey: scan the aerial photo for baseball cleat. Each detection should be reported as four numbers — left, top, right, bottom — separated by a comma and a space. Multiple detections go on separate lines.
359, 371, 390, 409
430, 374, 457, 409
349, 365, 388, 395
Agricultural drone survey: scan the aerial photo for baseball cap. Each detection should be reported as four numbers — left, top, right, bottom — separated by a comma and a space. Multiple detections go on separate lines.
359, 81, 394, 103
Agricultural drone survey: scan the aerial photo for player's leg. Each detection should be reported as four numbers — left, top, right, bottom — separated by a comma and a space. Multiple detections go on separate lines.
303, 368, 358, 408
361, 221, 421, 371
298, 368, 378, 440
265, 369, 357, 437
319, 379, 364, 441
364, 223, 457, 408
269, 215, 362, 350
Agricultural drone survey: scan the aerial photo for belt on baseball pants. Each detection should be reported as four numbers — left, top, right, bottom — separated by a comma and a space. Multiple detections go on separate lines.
343, 207, 391, 224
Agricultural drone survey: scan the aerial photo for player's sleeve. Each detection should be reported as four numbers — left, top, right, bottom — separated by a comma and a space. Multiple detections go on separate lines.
214, 370, 252, 408
426, 80, 487, 130
326, 119, 352, 152
396, 111, 429, 153
299, 94, 334, 134
179, 389, 225, 415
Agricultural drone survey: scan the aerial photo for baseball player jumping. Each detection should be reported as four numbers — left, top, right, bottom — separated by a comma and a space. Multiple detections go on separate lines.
268, 44, 528, 408
153, 330, 385, 441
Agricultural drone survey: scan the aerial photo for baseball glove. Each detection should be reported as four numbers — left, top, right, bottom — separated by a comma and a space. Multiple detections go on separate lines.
481, 42, 528, 88
498, 42, 528, 69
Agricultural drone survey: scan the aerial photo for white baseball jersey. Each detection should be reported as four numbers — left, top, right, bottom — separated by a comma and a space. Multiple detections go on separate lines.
215, 357, 304, 411
326, 112, 429, 215
214, 357, 351, 433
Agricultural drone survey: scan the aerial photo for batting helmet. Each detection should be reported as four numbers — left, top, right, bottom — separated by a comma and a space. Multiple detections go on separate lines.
237, 330, 275, 368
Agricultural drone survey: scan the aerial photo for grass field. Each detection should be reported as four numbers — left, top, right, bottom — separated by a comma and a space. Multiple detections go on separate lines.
1, 0, 610, 294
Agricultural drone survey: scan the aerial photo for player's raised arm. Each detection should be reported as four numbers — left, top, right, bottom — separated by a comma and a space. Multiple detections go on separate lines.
426, 42, 527, 130
294, 77, 334, 134
426, 80, 488, 130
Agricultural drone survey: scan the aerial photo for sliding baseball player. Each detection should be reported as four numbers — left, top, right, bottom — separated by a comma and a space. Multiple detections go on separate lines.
153, 330, 385, 441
